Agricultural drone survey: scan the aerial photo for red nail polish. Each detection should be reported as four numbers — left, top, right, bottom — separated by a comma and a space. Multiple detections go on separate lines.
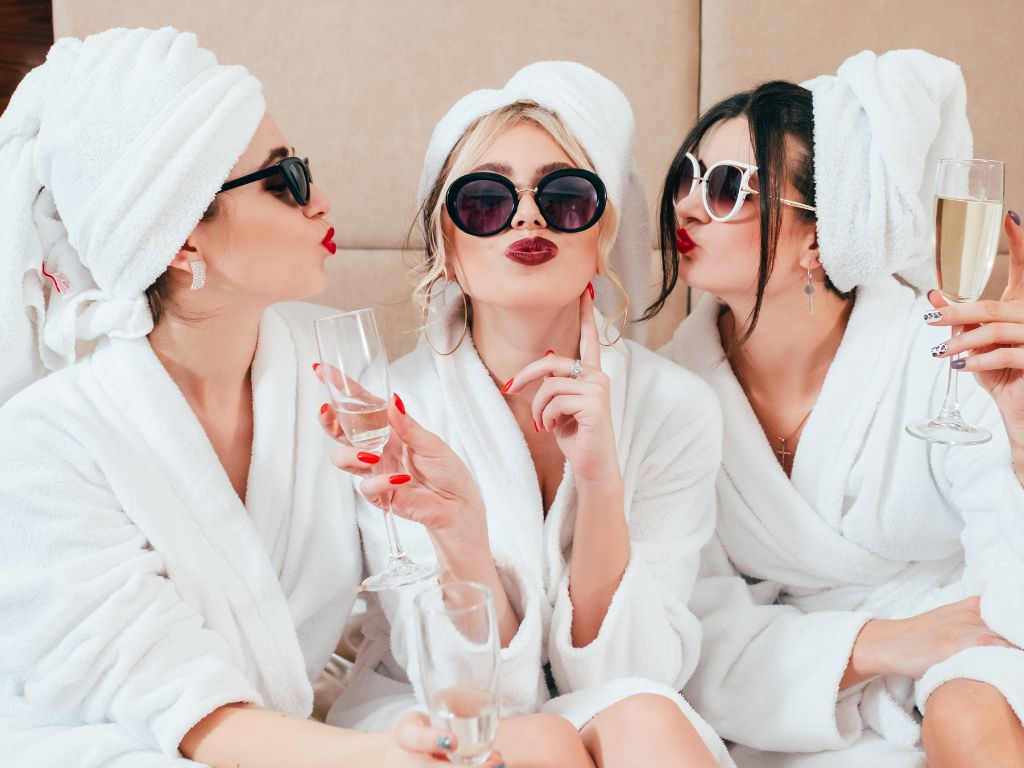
357, 451, 380, 464
533, 419, 539, 432
389, 474, 411, 485
319, 402, 329, 415
500, 378, 514, 395
393, 393, 406, 414
312, 362, 321, 373
544, 348, 555, 356
586, 282, 595, 300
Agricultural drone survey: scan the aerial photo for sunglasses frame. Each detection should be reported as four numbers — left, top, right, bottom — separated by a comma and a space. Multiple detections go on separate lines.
445, 167, 607, 237
218, 156, 313, 206
673, 152, 816, 222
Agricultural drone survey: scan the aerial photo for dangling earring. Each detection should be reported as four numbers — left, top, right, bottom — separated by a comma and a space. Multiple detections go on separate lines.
804, 266, 815, 315
422, 273, 468, 355
189, 259, 206, 291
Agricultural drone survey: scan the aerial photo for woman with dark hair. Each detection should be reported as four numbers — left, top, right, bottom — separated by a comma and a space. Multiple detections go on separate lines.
655, 50, 1024, 767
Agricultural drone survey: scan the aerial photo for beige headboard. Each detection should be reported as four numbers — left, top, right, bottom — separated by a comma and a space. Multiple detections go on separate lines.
54, 1, 1019, 357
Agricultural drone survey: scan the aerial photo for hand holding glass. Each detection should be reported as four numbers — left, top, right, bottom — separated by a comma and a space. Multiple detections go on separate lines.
315, 309, 438, 591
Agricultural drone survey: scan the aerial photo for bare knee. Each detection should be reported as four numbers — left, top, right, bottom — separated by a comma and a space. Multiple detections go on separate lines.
603, 693, 686, 732
495, 713, 591, 768
922, 679, 1020, 768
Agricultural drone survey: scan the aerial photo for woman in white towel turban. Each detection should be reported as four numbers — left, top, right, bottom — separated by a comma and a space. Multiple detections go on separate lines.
0, 26, 510, 768
653, 49, 1024, 767
319, 61, 733, 767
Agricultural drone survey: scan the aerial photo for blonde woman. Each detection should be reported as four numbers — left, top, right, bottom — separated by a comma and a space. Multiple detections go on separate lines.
322, 62, 732, 768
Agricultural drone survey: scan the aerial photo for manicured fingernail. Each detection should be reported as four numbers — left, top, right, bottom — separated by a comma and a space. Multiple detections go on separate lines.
544, 348, 555, 356
436, 735, 453, 751
586, 281, 595, 300
319, 402, 329, 415
923, 310, 943, 323
356, 451, 380, 464
931, 342, 947, 357
533, 419, 539, 432
495, 764, 507, 768
500, 378, 514, 395
951, 359, 966, 370
1010, 210, 1021, 226
393, 393, 406, 414
312, 362, 321, 372
389, 474, 411, 485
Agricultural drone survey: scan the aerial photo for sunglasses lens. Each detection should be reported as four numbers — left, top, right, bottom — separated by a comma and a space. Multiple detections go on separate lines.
674, 158, 697, 205
536, 174, 600, 232
283, 160, 310, 205
453, 179, 515, 235
706, 164, 743, 218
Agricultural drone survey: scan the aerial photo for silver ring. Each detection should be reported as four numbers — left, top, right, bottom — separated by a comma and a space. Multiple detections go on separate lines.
568, 359, 584, 379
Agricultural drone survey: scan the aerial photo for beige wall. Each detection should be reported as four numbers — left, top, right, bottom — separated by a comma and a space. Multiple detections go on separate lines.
55, 1, 1019, 356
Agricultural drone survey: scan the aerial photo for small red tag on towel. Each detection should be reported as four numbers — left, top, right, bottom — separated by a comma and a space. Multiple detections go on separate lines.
41, 264, 71, 294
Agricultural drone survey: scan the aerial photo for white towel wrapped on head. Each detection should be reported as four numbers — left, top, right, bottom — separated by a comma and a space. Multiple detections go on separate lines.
0, 26, 265, 404
803, 49, 973, 292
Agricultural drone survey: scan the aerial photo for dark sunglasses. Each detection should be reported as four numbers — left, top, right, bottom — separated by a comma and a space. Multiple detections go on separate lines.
445, 168, 607, 237
218, 156, 313, 206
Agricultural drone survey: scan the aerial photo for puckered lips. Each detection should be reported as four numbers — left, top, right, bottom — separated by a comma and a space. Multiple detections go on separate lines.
321, 226, 336, 255
676, 226, 696, 255
505, 236, 558, 266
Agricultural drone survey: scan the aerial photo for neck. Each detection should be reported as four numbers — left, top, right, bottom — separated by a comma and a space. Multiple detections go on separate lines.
471, 302, 581, 388
148, 306, 262, 410
719, 279, 853, 400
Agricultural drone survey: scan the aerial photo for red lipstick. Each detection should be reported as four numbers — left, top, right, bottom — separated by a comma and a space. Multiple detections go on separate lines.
676, 227, 696, 255
505, 237, 558, 266
321, 227, 336, 255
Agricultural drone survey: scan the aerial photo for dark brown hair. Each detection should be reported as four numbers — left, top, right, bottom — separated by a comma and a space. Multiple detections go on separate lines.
145, 197, 221, 324
645, 81, 850, 349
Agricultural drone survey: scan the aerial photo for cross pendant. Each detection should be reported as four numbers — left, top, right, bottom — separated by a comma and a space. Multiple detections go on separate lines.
775, 440, 792, 463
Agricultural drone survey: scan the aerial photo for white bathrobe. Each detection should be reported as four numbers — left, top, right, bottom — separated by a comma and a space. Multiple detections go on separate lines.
663, 277, 1024, 768
0, 301, 361, 767
326, 311, 734, 766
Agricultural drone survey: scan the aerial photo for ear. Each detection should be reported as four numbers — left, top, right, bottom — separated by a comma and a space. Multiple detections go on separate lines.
168, 239, 200, 275
797, 227, 822, 272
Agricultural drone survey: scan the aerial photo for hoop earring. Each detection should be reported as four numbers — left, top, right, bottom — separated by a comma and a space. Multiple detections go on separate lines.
804, 266, 815, 315
597, 275, 630, 347
189, 259, 206, 291
422, 275, 469, 356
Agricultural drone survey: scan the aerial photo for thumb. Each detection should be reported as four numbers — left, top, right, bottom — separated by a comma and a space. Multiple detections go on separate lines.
927, 289, 950, 311
1003, 210, 1024, 299
388, 393, 447, 458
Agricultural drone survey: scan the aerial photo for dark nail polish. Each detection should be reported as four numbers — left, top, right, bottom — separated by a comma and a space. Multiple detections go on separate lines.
923, 310, 943, 323
586, 281, 595, 300
931, 342, 947, 357
495, 764, 507, 768
951, 359, 966, 370
436, 735, 453, 751
319, 402, 329, 415
1010, 211, 1021, 226
356, 451, 380, 464
389, 474, 411, 485
500, 378, 514, 395
393, 393, 406, 415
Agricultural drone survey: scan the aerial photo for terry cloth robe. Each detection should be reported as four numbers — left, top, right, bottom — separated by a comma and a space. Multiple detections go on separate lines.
326, 309, 734, 767
0, 301, 362, 767
662, 277, 1024, 768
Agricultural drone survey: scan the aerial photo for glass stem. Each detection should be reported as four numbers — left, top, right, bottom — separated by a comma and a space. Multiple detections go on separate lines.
936, 326, 964, 423
383, 502, 408, 563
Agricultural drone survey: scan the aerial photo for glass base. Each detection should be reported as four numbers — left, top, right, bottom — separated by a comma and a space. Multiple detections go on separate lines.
362, 556, 438, 592
905, 419, 992, 446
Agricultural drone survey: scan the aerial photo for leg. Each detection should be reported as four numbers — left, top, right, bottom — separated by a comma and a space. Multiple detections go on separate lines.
492, 713, 595, 768
579, 693, 717, 768
922, 679, 1024, 768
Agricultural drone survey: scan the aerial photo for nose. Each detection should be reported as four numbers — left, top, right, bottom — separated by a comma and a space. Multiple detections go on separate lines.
304, 182, 331, 219
674, 181, 707, 227
512, 189, 547, 231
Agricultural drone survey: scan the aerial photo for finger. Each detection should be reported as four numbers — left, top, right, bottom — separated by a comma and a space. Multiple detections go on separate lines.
506, 356, 596, 392
392, 711, 458, 757
388, 393, 450, 460
531, 377, 603, 432
312, 361, 326, 383
932, 322, 1024, 357
927, 289, 950, 312
923, 299, 1024, 328
485, 751, 506, 767
579, 282, 602, 370
330, 444, 379, 477
318, 402, 346, 442
948, 346, 1024, 373
1003, 211, 1024, 300
359, 471, 413, 500
540, 393, 589, 431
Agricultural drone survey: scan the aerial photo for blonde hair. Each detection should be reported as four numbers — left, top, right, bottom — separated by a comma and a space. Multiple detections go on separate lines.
411, 100, 628, 341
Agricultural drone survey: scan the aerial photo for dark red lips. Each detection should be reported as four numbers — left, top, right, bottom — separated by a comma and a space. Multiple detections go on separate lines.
676, 227, 696, 255
322, 227, 336, 255
505, 237, 558, 266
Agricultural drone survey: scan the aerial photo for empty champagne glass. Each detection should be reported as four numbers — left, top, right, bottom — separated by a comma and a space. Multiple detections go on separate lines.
415, 582, 501, 766
907, 158, 1004, 445
315, 308, 438, 591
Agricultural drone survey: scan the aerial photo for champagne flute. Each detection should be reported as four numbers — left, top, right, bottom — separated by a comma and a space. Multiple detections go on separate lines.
415, 582, 501, 766
906, 159, 1004, 445
315, 308, 438, 591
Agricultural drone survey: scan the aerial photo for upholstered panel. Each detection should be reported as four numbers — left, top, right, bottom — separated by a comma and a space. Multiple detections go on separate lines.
701, 0, 1020, 299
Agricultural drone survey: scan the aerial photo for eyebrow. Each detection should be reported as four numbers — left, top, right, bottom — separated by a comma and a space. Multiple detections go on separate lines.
470, 160, 575, 183
259, 145, 293, 170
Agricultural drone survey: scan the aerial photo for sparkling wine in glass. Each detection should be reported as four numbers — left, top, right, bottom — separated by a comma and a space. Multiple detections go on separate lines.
906, 159, 1003, 445
315, 308, 438, 591
415, 582, 501, 766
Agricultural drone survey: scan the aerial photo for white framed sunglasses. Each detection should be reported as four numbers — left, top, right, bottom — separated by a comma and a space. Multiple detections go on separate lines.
672, 152, 817, 222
